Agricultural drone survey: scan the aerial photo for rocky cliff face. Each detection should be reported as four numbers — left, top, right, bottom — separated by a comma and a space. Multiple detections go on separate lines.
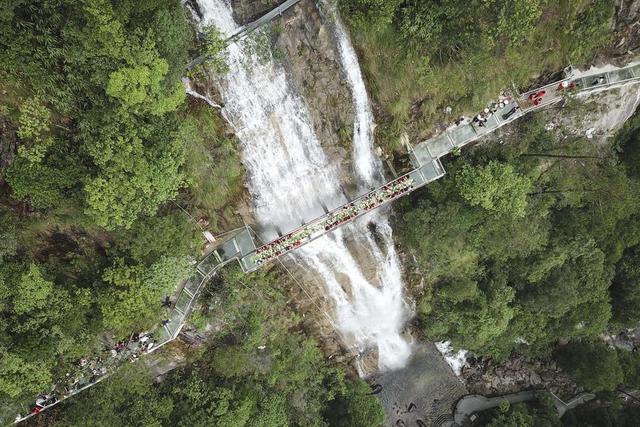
616, 0, 640, 28
196, 0, 356, 188
553, 77, 640, 144
604, 0, 640, 62
231, 0, 281, 25
462, 354, 581, 399
271, 0, 355, 178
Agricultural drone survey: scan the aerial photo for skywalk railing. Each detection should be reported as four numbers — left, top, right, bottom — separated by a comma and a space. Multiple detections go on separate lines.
411, 62, 640, 167
238, 160, 445, 272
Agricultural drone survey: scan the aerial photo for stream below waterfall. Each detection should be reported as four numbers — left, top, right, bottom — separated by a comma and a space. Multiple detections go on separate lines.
196, 0, 413, 372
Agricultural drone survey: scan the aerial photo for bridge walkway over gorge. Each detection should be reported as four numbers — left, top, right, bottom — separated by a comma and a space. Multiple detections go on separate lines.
12, 55, 640, 425
160, 63, 640, 335
186, 0, 304, 70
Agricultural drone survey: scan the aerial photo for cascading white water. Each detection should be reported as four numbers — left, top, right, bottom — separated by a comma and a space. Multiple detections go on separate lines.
301, 2, 413, 371
197, 0, 346, 239
198, 0, 412, 371
327, 6, 382, 188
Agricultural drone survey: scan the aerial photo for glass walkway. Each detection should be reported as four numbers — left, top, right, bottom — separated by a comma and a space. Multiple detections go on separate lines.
411, 63, 640, 166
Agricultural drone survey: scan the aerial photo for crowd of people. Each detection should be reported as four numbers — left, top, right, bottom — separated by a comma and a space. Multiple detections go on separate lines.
469, 93, 517, 128
254, 227, 314, 265
253, 175, 416, 265
322, 175, 414, 231
181, 72, 622, 273
19, 330, 161, 421
448, 74, 587, 135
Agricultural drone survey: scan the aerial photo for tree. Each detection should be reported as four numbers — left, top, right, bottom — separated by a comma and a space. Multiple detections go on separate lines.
399, 200, 481, 281
618, 350, 640, 389
4, 155, 80, 209
0, 351, 51, 400
496, 0, 543, 46
200, 26, 228, 73
485, 396, 560, 427
555, 341, 624, 391
99, 257, 192, 335
456, 161, 532, 217
106, 57, 185, 116
610, 245, 640, 327
487, 406, 534, 427
0, 212, 18, 262
112, 212, 198, 265
324, 379, 385, 427
83, 116, 186, 229
7, 264, 92, 357
46, 363, 172, 427
418, 269, 517, 356
12, 264, 54, 316
339, 0, 402, 31
16, 97, 52, 163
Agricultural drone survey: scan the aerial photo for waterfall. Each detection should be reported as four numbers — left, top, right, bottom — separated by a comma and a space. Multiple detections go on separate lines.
333, 7, 413, 365
328, 6, 383, 188
197, 0, 412, 371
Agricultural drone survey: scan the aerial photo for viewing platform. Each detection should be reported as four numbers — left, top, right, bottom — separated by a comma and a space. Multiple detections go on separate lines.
411, 63, 640, 165
237, 158, 445, 272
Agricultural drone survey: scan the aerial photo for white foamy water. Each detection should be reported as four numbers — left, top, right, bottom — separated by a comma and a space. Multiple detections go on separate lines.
435, 341, 468, 376
302, 3, 413, 371
328, 6, 383, 187
198, 0, 411, 371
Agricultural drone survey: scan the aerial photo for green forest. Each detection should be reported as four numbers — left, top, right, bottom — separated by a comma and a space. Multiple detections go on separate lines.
0, 0, 381, 425
21, 268, 382, 426
1, 0, 639, 425
400, 111, 640, 359
0, 0, 242, 417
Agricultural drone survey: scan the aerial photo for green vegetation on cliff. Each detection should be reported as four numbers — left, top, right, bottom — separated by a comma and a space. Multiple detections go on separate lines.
0, 0, 242, 412
0, 3, 385, 425
398, 107, 640, 390
26, 268, 384, 427
339, 0, 616, 147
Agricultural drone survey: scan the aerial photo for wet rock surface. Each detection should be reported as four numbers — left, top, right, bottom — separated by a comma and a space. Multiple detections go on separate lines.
461, 354, 581, 400
371, 343, 467, 427
231, 0, 282, 25
273, 0, 355, 184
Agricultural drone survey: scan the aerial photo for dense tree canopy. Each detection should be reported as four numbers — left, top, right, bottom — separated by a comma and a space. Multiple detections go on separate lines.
400, 110, 640, 359
555, 341, 624, 391
456, 161, 532, 218
1, 0, 192, 229
481, 395, 561, 427
0, 0, 637, 423
30, 268, 385, 427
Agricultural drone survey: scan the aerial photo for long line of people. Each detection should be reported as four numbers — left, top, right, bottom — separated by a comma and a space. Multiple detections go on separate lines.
18, 331, 159, 421
322, 175, 414, 231
254, 227, 315, 265
254, 175, 416, 265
